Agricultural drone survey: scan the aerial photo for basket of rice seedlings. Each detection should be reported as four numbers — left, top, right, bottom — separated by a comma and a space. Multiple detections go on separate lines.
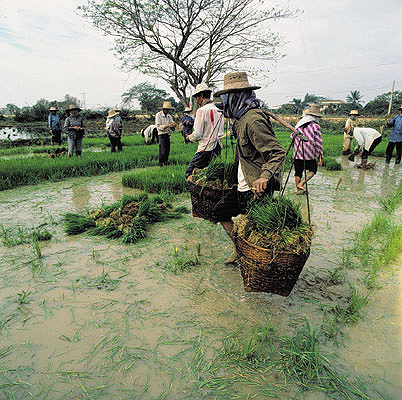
233, 196, 313, 296
187, 157, 235, 223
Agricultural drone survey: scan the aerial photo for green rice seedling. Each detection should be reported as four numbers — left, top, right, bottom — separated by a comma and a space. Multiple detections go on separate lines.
163, 246, 200, 274
120, 217, 147, 244
248, 196, 304, 233
328, 266, 346, 285
378, 181, 402, 214
81, 269, 120, 291
31, 226, 52, 241
0, 224, 52, 246
329, 286, 369, 324
322, 157, 342, 171
32, 239, 42, 259
16, 290, 32, 305
63, 213, 96, 235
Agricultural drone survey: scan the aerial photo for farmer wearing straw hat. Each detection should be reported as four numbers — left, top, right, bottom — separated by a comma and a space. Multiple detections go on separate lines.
212, 72, 286, 261
292, 104, 323, 194
106, 108, 123, 152
48, 106, 62, 145
185, 83, 224, 178
384, 105, 402, 164
64, 104, 86, 157
155, 101, 176, 166
181, 107, 194, 144
343, 110, 359, 155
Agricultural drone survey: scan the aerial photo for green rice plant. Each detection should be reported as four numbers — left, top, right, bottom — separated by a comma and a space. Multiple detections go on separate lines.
16, 290, 32, 305
249, 196, 304, 233
328, 266, 346, 285
122, 165, 188, 194
163, 246, 200, 274
0, 224, 52, 246
323, 157, 342, 171
378, 181, 402, 214
63, 213, 96, 235
328, 286, 369, 324
80, 269, 120, 291
120, 217, 147, 244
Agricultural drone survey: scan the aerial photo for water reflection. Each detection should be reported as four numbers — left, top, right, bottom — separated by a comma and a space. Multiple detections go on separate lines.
71, 183, 90, 211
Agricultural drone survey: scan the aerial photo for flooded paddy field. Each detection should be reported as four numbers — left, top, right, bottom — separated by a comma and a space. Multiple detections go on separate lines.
0, 158, 401, 399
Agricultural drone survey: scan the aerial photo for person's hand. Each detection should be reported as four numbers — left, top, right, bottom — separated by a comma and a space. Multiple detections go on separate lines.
252, 177, 268, 198
49, 129, 52, 134
318, 157, 323, 167
169, 122, 176, 128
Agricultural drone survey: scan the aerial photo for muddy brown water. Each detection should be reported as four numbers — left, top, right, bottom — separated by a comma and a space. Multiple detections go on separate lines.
0, 158, 401, 399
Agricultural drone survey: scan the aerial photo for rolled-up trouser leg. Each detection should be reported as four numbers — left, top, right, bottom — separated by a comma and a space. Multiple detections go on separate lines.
185, 151, 214, 178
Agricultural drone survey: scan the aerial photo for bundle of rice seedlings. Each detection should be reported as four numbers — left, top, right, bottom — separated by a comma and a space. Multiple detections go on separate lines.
63, 194, 188, 244
64, 213, 96, 235
189, 157, 235, 190
323, 157, 342, 171
235, 196, 313, 254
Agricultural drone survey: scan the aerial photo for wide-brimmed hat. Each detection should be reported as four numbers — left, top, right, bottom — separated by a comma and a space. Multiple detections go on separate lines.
304, 104, 322, 117
214, 72, 261, 96
107, 109, 120, 118
183, 107, 192, 113
193, 82, 212, 97
49, 106, 58, 111
68, 104, 81, 111
349, 110, 359, 116
161, 101, 174, 110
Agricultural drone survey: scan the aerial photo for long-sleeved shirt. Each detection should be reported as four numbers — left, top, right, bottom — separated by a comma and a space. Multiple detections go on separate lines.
155, 111, 174, 135
353, 127, 381, 151
233, 109, 285, 191
187, 102, 224, 152
291, 121, 323, 160
64, 115, 86, 139
48, 113, 61, 130
387, 114, 402, 143
344, 118, 356, 135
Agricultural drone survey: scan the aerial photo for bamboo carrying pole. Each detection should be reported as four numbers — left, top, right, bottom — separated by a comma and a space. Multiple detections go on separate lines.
266, 111, 297, 132
381, 80, 395, 135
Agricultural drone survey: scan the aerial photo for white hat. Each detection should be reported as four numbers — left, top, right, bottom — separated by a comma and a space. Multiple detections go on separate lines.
193, 82, 212, 97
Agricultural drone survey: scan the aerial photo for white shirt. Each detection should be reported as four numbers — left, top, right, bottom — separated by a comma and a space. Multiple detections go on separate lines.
143, 124, 157, 144
155, 111, 173, 135
188, 102, 224, 152
353, 127, 381, 151
237, 162, 251, 192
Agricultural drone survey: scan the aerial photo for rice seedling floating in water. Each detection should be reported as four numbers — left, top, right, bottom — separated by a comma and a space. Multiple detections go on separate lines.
322, 157, 342, 171
63, 193, 188, 244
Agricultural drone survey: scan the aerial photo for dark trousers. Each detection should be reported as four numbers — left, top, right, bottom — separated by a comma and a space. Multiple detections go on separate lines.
361, 136, 382, 160
51, 129, 62, 145
185, 144, 222, 178
159, 134, 170, 166
151, 129, 159, 144
385, 141, 402, 164
108, 135, 122, 152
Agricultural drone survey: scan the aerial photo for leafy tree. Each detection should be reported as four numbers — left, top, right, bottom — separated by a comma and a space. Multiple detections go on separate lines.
122, 83, 171, 113
346, 90, 363, 108
5, 104, 19, 114
363, 91, 402, 116
292, 98, 303, 114
79, 0, 296, 106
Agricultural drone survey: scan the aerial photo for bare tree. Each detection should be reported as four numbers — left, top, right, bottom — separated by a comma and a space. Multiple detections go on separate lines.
79, 0, 296, 106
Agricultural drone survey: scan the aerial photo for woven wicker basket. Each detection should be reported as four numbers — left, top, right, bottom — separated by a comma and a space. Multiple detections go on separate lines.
235, 234, 310, 296
187, 180, 231, 223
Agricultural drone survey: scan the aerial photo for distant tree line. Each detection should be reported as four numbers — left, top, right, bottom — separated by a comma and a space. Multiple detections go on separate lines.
274, 90, 402, 116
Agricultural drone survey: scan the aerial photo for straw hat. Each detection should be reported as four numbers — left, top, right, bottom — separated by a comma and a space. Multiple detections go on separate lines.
304, 104, 322, 117
107, 109, 120, 118
214, 72, 261, 96
193, 82, 212, 97
183, 107, 192, 113
349, 110, 359, 116
161, 101, 174, 110
68, 104, 81, 111
49, 106, 58, 111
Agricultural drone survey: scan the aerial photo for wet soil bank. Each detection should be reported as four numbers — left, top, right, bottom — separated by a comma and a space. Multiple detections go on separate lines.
0, 158, 401, 399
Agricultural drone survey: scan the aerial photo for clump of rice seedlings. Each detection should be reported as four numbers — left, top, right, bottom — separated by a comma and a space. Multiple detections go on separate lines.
0, 224, 52, 246
234, 196, 313, 253
322, 157, 342, 171
378, 181, 402, 214
163, 246, 200, 274
79, 270, 120, 291
63, 194, 188, 244
63, 213, 96, 235
189, 157, 235, 190
328, 286, 369, 324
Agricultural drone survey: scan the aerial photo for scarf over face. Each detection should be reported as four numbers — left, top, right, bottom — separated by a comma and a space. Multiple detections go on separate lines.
221, 91, 262, 121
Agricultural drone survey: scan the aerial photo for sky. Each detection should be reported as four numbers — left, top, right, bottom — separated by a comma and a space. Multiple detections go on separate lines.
0, 0, 401, 110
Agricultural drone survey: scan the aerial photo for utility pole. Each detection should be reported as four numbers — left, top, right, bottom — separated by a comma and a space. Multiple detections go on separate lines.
80, 92, 87, 109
